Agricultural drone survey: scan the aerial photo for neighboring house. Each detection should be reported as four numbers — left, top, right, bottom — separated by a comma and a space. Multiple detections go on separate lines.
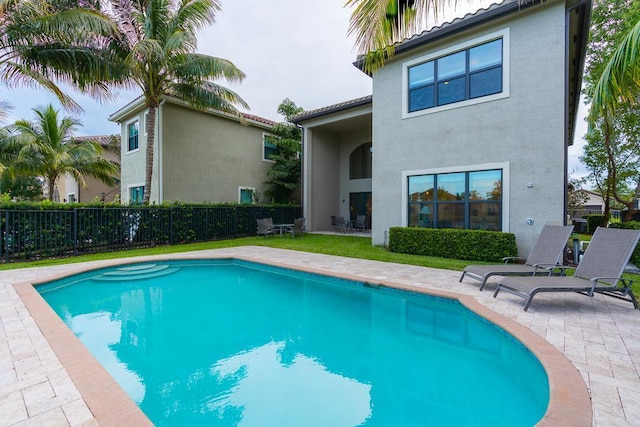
108, 97, 276, 205
576, 189, 605, 213
53, 135, 120, 203
293, 0, 591, 256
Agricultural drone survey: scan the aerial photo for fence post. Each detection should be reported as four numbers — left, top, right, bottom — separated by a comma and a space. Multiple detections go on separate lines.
73, 208, 78, 256
170, 206, 174, 245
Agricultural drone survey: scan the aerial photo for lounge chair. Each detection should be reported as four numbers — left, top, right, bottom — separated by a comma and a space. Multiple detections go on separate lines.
256, 219, 275, 238
494, 227, 640, 311
460, 224, 574, 291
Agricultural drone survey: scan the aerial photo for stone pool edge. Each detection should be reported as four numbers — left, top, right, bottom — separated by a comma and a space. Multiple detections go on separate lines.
15, 253, 592, 426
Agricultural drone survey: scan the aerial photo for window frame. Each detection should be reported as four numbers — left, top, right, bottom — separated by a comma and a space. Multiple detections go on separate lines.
126, 119, 140, 153
262, 133, 278, 163
402, 28, 510, 119
402, 162, 510, 231
238, 186, 256, 204
128, 184, 145, 205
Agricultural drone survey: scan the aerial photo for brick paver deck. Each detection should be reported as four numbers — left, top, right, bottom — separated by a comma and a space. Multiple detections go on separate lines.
2, 246, 639, 426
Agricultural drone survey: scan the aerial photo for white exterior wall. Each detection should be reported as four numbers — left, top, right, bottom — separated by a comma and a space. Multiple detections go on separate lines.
371, 2, 567, 255
119, 109, 149, 204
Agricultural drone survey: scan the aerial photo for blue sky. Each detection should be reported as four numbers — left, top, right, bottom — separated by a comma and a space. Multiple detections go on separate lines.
1, 0, 588, 177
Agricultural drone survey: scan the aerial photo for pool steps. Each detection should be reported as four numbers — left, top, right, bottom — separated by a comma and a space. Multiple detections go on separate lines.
94, 264, 181, 281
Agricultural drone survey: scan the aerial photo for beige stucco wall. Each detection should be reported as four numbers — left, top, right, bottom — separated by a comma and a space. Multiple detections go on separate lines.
371, 1, 568, 255
160, 103, 273, 204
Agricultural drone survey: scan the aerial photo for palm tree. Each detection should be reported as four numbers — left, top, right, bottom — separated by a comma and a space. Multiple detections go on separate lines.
347, 0, 445, 72
589, 18, 640, 117
1, 0, 116, 112
3, 104, 119, 200
96, 0, 248, 204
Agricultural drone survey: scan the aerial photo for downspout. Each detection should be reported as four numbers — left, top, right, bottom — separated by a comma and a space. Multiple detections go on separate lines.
158, 99, 166, 204
564, 0, 589, 226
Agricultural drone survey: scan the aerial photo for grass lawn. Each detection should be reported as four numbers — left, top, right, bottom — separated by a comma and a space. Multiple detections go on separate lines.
2, 232, 639, 295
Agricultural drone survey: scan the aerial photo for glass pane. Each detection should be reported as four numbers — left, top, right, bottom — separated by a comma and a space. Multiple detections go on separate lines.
264, 138, 278, 160
437, 173, 465, 201
350, 143, 372, 179
128, 121, 138, 138
409, 85, 435, 112
470, 202, 502, 231
408, 175, 434, 202
437, 77, 465, 105
240, 189, 252, 204
409, 61, 434, 88
437, 203, 465, 229
469, 39, 502, 71
437, 51, 465, 80
469, 170, 502, 200
470, 68, 502, 98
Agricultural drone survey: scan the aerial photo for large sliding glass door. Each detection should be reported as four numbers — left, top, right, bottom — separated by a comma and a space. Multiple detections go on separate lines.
350, 192, 372, 228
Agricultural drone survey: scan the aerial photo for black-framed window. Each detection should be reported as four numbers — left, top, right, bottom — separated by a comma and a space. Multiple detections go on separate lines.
408, 169, 502, 231
350, 142, 372, 179
408, 39, 503, 113
127, 121, 139, 151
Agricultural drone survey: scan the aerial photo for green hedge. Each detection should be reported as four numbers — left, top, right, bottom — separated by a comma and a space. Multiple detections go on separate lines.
388, 227, 518, 262
607, 221, 640, 266
584, 214, 606, 233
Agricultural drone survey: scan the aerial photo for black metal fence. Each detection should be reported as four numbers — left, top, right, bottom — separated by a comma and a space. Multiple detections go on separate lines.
0, 205, 301, 263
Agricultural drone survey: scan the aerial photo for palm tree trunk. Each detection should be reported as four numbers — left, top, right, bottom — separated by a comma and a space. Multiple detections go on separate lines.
143, 105, 156, 204
47, 178, 55, 201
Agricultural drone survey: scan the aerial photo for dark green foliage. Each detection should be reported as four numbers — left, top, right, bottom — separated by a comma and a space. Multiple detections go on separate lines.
585, 214, 606, 233
608, 221, 640, 265
0, 203, 301, 262
388, 227, 517, 262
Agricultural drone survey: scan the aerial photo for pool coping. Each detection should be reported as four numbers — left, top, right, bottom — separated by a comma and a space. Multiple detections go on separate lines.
14, 254, 592, 426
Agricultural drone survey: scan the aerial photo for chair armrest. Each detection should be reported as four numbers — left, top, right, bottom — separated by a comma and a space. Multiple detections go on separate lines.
502, 257, 526, 264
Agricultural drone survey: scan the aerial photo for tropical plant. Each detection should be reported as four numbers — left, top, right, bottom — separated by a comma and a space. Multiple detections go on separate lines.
264, 99, 303, 203
2, 104, 119, 200
91, 0, 248, 204
0, 0, 115, 112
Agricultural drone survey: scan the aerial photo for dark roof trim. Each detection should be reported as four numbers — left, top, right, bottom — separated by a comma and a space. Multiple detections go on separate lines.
291, 95, 372, 123
354, 0, 541, 71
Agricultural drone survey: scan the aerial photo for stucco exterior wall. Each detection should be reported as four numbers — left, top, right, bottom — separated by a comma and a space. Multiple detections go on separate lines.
160, 103, 272, 203
371, 2, 567, 255
307, 128, 341, 231
119, 109, 148, 203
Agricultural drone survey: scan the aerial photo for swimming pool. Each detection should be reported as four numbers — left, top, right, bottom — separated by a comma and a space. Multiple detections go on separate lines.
37, 259, 549, 426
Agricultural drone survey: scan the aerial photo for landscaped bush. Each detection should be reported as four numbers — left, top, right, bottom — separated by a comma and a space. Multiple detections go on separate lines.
388, 227, 517, 262
585, 214, 606, 233
608, 221, 640, 266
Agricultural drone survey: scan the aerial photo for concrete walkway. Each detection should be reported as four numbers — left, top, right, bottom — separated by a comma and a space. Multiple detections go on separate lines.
1, 246, 639, 426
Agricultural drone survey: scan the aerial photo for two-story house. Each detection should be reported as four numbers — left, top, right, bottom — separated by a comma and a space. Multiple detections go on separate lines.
293, 0, 591, 255
109, 96, 277, 205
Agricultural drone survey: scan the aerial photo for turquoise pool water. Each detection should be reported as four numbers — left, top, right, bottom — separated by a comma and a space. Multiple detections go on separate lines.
38, 259, 549, 426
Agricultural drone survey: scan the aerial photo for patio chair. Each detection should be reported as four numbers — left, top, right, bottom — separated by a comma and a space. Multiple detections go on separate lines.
286, 218, 305, 238
256, 219, 275, 238
494, 227, 640, 311
459, 224, 574, 291
354, 215, 366, 232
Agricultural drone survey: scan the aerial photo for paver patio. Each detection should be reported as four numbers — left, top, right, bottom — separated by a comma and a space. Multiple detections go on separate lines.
1, 246, 639, 426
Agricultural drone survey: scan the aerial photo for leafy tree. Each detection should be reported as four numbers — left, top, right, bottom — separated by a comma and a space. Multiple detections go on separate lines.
567, 176, 589, 213
0, 170, 43, 200
582, 0, 640, 222
2, 104, 119, 200
264, 99, 303, 204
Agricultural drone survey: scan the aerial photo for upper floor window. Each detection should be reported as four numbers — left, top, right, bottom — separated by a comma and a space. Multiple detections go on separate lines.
128, 121, 139, 152
408, 38, 503, 113
263, 134, 278, 162
350, 142, 372, 179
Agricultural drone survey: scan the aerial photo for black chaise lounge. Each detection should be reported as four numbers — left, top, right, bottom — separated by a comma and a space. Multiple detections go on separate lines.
494, 227, 640, 311
459, 224, 574, 291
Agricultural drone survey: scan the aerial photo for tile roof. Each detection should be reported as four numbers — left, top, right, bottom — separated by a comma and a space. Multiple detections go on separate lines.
72, 134, 118, 147
291, 95, 373, 123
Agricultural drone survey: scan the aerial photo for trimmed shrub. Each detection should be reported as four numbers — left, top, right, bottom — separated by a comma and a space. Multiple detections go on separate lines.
584, 214, 605, 234
608, 221, 640, 266
388, 227, 517, 262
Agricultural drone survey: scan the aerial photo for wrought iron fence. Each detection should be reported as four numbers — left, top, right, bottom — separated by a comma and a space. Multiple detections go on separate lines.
0, 205, 301, 263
